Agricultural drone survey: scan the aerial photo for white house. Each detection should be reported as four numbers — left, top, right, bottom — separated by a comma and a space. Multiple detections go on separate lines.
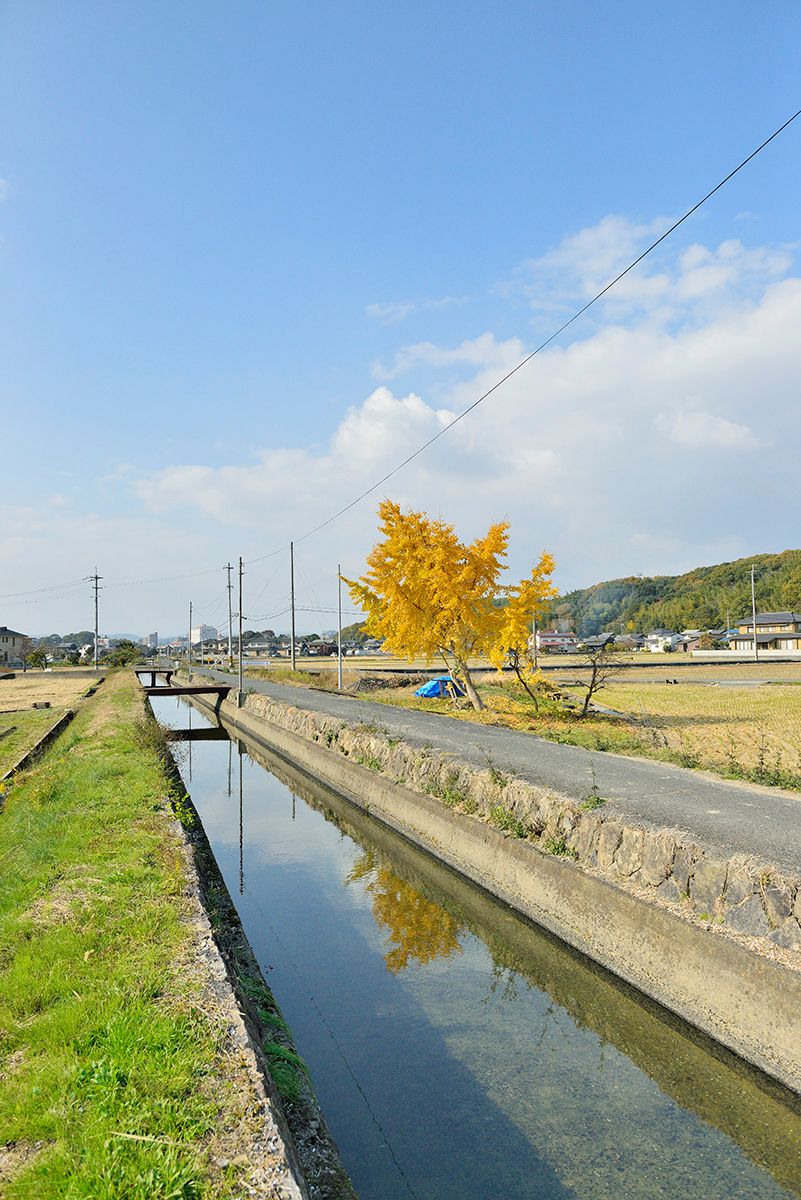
535, 629, 579, 653
0, 626, 27, 664
643, 629, 679, 652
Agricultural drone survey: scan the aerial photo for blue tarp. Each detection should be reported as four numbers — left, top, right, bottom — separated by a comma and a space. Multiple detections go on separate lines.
414, 675, 466, 698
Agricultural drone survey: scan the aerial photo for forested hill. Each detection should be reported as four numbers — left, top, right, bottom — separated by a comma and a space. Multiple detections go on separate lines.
550, 550, 801, 636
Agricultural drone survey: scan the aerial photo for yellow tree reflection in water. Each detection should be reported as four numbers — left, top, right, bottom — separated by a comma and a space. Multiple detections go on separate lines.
348, 850, 462, 974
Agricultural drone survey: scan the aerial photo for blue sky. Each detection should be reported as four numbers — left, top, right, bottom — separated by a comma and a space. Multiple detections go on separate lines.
2, 2, 800, 635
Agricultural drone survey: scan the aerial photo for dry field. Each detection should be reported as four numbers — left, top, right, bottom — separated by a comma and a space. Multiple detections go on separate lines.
594, 681, 801, 779
249, 653, 801, 685
0, 672, 95, 712
0, 673, 96, 773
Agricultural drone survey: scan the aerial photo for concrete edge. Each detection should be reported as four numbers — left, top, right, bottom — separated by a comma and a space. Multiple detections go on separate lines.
191, 688, 801, 1096
152, 702, 357, 1200
168, 798, 309, 1200
0, 708, 76, 784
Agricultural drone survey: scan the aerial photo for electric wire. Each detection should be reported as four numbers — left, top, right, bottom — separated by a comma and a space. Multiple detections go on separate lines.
292, 107, 801, 546
0, 578, 87, 600
12, 107, 801, 609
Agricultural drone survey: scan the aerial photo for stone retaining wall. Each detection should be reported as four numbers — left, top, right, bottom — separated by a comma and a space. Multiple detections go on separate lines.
242, 692, 801, 954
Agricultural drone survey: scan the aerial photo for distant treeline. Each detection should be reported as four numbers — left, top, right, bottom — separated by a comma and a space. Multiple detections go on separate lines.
548, 550, 801, 636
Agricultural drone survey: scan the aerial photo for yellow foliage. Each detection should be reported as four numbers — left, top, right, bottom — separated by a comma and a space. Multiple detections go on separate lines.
348, 851, 462, 974
343, 500, 556, 707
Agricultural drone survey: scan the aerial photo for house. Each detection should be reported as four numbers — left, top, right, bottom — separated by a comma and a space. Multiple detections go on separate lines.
535, 629, 579, 654
0, 626, 27, 664
580, 633, 615, 652
644, 629, 679, 653
729, 612, 801, 652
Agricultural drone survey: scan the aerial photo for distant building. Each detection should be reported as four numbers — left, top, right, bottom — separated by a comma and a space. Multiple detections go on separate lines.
729, 612, 801, 652
141, 632, 159, 648
535, 629, 578, 653
190, 625, 218, 644
644, 629, 680, 652
613, 634, 642, 650
0, 625, 26, 664
580, 633, 615, 652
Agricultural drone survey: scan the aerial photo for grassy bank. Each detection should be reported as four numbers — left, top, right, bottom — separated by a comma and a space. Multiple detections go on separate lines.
0, 710, 67, 777
0, 672, 286, 1199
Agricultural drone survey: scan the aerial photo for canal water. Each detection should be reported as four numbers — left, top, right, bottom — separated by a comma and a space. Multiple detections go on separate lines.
151, 695, 801, 1200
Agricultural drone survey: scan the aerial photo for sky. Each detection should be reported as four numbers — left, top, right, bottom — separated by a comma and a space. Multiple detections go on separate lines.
1, 1, 800, 637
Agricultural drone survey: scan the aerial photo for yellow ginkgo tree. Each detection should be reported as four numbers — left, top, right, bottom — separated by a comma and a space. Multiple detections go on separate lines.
343, 500, 556, 711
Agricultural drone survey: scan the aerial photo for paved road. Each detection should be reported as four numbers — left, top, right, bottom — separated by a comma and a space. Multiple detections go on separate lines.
198, 668, 801, 873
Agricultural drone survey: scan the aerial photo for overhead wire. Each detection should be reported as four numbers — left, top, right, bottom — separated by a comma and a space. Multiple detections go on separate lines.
12, 107, 801, 607
291, 107, 801, 546
0, 578, 87, 600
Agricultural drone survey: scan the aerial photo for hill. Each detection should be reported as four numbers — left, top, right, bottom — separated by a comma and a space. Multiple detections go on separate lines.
340, 620, 369, 643
550, 550, 801, 636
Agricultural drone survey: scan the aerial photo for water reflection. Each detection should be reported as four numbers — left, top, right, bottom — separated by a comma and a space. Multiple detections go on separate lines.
151, 696, 801, 1200
347, 849, 463, 974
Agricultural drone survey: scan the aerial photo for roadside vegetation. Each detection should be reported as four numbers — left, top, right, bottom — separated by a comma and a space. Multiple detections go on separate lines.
0, 672, 275, 1199
354, 675, 801, 792
244, 654, 801, 790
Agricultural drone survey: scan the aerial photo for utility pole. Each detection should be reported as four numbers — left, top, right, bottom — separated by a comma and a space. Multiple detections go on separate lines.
188, 601, 193, 680
751, 564, 759, 663
225, 562, 234, 669
87, 569, 103, 672
337, 563, 343, 690
290, 541, 296, 672
238, 556, 244, 702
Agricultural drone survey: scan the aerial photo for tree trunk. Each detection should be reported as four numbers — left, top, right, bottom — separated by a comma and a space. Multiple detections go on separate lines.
512, 660, 539, 711
453, 654, 484, 711
579, 663, 597, 718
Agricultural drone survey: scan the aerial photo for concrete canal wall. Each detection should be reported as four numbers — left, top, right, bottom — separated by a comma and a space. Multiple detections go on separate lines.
188, 686, 801, 1096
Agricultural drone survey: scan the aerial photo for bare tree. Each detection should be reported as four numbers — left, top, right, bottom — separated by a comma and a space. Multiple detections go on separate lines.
573, 639, 621, 718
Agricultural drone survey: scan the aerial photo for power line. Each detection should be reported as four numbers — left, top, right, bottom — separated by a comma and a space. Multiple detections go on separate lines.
9, 108, 801, 609
0, 578, 87, 600
103, 566, 223, 589
291, 107, 801, 545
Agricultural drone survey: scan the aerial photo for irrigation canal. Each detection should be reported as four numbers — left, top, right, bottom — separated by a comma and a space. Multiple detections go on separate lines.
151, 694, 801, 1200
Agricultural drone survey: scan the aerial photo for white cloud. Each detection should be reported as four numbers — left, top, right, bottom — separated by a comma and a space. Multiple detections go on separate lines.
654, 409, 760, 450
365, 301, 416, 324
135, 268, 801, 611
366, 294, 468, 326
7, 219, 801, 633
513, 215, 794, 330
373, 332, 524, 380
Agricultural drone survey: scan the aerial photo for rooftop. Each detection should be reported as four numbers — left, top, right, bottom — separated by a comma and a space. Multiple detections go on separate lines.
737, 612, 801, 626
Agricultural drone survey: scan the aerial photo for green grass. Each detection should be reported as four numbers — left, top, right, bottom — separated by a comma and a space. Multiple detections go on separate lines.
0, 709, 66, 776
0, 674, 246, 1199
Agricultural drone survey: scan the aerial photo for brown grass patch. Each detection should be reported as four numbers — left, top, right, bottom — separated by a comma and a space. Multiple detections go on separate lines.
0, 674, 94, 712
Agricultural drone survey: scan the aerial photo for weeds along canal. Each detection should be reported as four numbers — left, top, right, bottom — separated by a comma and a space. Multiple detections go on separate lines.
150, 694, 801, 1200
